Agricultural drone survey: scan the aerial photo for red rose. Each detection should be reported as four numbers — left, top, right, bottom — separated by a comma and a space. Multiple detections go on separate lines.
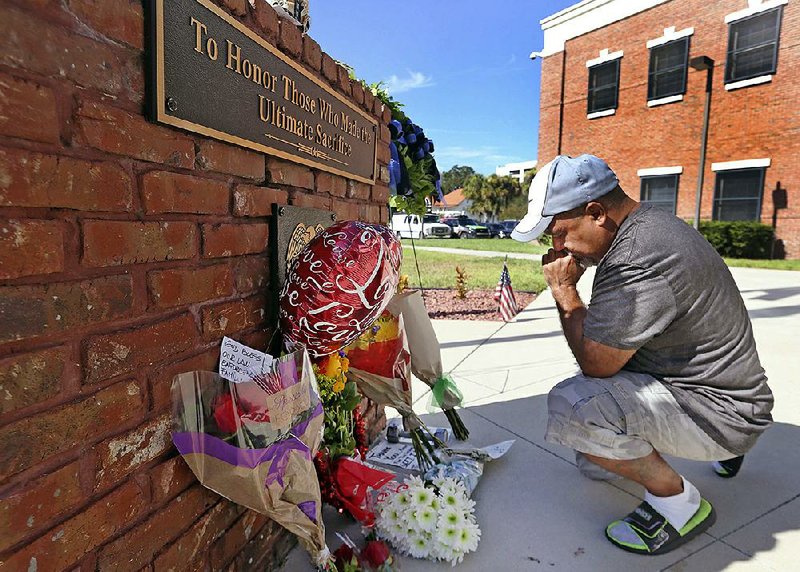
361, 540, 391, 568
333, 543, 356, 567
212, 393, 239, 434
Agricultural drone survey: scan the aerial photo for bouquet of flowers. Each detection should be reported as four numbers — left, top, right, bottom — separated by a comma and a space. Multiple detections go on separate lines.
170, 349, 334, 569
374, 475, 481, 566
333, 534, 397, 572
390, 291, 469, 440
345, 305, 443, 471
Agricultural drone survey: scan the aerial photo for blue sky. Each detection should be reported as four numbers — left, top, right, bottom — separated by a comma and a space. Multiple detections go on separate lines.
310, 0, 577, 175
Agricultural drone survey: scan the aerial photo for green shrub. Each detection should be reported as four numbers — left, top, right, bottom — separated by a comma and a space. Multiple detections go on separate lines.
697, 221, 774, 259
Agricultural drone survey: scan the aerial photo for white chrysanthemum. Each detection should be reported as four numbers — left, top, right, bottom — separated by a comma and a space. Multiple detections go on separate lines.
452, 522, 481, 553
382, 505, 402, 526
405, 531, 432, 559
438, 505, 466, 528
405, 474, 426, 489
411, 486, 433, 507
414, 506, 438, 531
437, 525, 460, 548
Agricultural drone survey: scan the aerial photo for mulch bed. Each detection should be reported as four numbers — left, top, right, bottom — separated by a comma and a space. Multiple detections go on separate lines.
415, 288, 537, 321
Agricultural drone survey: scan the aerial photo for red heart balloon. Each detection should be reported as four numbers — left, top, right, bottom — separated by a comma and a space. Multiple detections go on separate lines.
279, 221, 402, 357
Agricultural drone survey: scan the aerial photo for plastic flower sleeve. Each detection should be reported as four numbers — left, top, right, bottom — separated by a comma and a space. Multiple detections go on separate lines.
388, 290, 469, 439
170, 348, 332, 568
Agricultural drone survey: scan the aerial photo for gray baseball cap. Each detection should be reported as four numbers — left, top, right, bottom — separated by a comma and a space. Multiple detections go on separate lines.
511, 154, 619, 242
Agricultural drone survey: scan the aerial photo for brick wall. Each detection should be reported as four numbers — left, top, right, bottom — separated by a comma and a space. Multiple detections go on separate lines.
0, 0, 389, 569
537, 0, 800, 258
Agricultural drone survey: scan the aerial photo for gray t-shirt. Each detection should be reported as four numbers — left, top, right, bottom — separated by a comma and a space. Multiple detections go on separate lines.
584, 205, 773, 455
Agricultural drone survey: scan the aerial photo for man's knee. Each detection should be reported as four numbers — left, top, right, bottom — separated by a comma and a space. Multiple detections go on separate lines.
547, 374, 622, 429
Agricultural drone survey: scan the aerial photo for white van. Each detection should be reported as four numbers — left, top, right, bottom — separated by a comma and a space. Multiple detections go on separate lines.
390, 213, 452, 239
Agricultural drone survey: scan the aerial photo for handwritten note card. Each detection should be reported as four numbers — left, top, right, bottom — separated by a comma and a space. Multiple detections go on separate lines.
219, 337, 274, 383
264, 380, 311, 427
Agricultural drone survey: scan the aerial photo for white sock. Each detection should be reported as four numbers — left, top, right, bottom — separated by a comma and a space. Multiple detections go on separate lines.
644, 476, 701, 531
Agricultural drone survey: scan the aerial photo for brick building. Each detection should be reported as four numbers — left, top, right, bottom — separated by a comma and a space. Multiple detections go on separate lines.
0, 0, 389, 569
535, 0, 799, 258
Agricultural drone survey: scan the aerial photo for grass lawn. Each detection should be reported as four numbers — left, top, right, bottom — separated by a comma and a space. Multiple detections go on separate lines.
401, 249, 547, 293
401, 237, 549, 255
724, 258, 800, 271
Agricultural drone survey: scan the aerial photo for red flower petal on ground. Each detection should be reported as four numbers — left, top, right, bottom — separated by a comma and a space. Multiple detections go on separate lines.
361, 540, 391, 567
333, 543, 356, 566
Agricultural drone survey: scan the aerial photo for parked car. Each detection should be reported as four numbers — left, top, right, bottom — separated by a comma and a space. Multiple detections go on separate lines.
485, 222, 506, 239
390, 213, 452, 239
499, 220, 519, 238
439, 215, 491, 239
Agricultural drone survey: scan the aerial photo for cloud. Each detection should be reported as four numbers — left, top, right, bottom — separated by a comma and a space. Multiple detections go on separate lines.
383, 70, 434, 94
435, 145, 520, 165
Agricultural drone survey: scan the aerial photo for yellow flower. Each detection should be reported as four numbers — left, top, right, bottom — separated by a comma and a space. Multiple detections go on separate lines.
333, 379, 345, 393
340, 357, 350, 373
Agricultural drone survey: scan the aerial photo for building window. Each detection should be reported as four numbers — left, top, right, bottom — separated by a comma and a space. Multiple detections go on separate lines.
725, 7, 783, 83
640, 175, 679, 214
588, 59, 620, 114
648, 37, 689, 101
713, 168, 765, 221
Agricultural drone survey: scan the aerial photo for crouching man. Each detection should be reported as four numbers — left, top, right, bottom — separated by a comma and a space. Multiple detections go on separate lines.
512, 154, 773, 555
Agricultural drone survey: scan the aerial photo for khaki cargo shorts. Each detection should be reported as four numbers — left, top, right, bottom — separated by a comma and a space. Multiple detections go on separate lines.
545, 371, 735, 471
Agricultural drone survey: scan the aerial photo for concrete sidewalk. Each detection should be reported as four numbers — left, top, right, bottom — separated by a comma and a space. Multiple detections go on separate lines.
281, 267, 800, 571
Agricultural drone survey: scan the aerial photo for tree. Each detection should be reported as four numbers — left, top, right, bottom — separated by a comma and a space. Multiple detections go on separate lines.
462, 174, 521, 221
499, 167, 537, 220
441, 165, 477, 194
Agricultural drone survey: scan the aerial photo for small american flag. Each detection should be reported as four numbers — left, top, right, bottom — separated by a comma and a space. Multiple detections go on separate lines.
494, 261, 518, 322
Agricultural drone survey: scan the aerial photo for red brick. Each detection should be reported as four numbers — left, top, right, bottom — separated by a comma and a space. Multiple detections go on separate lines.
289, 191, 332, 211
381, 105, 392, 125
0, 275, 134, 343
202, 223, 268, 258
315, 172, 347, 198
337, 65, 352, 96
373, 96, 384, 118
233, 184, 287, 217
363, 88, 376, 115
148, 264, 233, 309
321, 53, 338, 84
376, 140, 391, 164
0, 72, 59, 144
0, 380, 143, 481
149, 456, 198, 504
222, 0, 247, 16
84, 314, 200, 383
231, 520, 292, 570
142, 171, 230, 215
371, 183, 390, 204
196, 141, 266, 181
332, 200, 360, 224
346, 180, 370, 200
74, 101, 194, 167
233, 255, 269, 294
149, 349, 220, 413
278, 19, 302, 58
93, 413, 173, 491
0, 480, 143, 572
66, 0, 144, 49
154, 499, 242, 571
379, 124, 391, 143
379, 165, 390, 184
0, 461, 82, 552
351, 81, 365, 106
379, 205, 389, 225
209, 511, 269, 570
0, 219, 65, 279
252, 0, 279, 44
267, 158, 314, 189
0, 346, 68, 414
201, 296, 266, 339
0, 4, 141, 102
0, 147, 134, 211
301, 36, 322, 71
96, 485, 217, 571
82, 220, 197, 267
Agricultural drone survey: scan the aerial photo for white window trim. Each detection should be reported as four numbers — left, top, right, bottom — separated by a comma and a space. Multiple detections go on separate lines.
638, 166, 684, 177
725, 74, 773, 90
587, 109, 616, 119
725, 0, 787, 24
586, 48, 624, 68
711, 158, 771, 171
648, 94, 684, 107
646, 26, 695, 49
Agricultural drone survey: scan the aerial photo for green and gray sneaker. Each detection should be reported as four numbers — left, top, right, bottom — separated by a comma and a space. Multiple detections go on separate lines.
605, 499, 715, 555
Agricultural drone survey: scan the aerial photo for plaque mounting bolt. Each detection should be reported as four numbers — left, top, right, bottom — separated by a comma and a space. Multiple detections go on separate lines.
331, 213, 337, 221
278, 207, 286, 216
166, 97, 178, 112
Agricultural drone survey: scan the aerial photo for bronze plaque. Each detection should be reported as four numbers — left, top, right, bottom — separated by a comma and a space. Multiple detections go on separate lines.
148, 0, 377, 183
